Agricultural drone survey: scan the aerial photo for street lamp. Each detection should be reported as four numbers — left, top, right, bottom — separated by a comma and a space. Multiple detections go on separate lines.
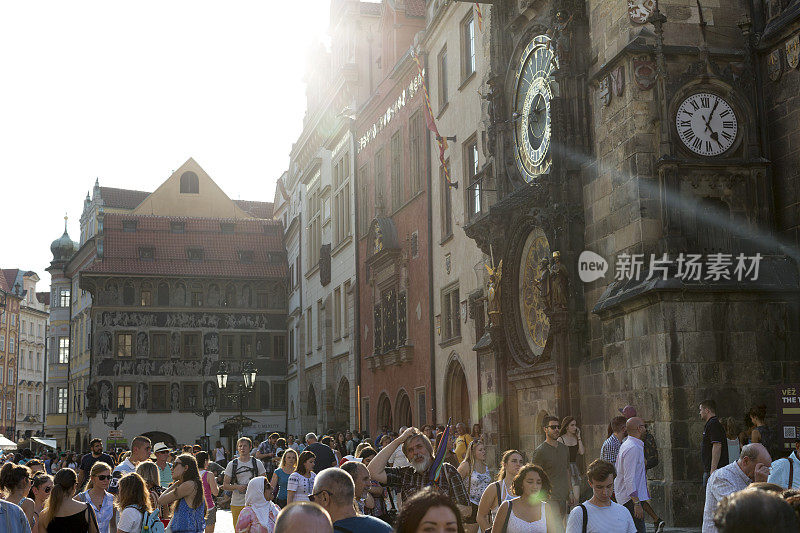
188, 392, 216, 453
216, 361, 257, 439
100, 404, 126, 430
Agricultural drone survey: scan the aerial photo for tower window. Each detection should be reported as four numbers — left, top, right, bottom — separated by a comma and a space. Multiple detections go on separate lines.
180, 171, 199, 194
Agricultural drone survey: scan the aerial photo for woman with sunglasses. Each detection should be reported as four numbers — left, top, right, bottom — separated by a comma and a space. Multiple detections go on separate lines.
1, 462, 36, 528
158, 453, 206, 533
286, 450, 315, 504
235, 476, 280, 533
77, 462, 116, 533
31, 472, 54, 528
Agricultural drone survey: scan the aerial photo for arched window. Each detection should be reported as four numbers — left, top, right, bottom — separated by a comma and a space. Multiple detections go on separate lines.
242, 285, 253, 308
180, 171, 199, 194
307, 384, 318, 416
224, 285, 236, 308
122, 282, 135, 306
158, 282, 170, 306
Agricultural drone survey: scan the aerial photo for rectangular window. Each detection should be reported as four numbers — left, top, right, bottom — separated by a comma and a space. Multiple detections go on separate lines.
170, 222, 185, 233
140, 290, 152, 306
186, 248, 204, 261
343, 281, 351, 336
191, 291, 203, 307
221, 334, 236, 358
441, 161, 453, 238
239, 250, 254, 264
317, 300, 323, 349
442, 285, 461, 341
182, 383, 199, 410
117, 385, 132, 410
289, 328, 295, 363
273, 335, 286, 360
409, 110, 424, 195
220, 223, 235, 234
139, 247, 155, 260
240, 335, 253, 359
462, 13, 476, 80
150, 384, 168, 410
58, 337, 70, 364
334, 287, 342, 339
272, 382, 287, 409
116, 333, 133, 358
257, 291, 267, 308
260, 382, 271, 409
465, 137, 480, 217
122, 220, 138, 232
438, 45, 448, 109
9, 336, 14, 354
59, 289, 70, 308
182, 333, 201, 358
0, 335, 4, 351
151, 333, 168, 358
306, 307, 313, 354
57, 388, 67, 414
391, 130, 404, 211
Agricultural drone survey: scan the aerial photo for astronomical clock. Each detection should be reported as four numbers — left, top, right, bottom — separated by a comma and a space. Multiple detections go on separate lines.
518, 227, 551, 359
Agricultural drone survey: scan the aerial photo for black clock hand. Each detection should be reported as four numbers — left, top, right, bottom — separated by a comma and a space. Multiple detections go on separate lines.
708, 98, 720, 123
710, 131, 723, 148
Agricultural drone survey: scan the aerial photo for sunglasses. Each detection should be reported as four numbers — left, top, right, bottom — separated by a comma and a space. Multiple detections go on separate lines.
308, 490, 330, 502
548, 425, 561, 430
96, 475, 111, 481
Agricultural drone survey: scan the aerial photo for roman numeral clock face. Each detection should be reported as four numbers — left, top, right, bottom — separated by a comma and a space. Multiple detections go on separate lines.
675, 93, 738, 157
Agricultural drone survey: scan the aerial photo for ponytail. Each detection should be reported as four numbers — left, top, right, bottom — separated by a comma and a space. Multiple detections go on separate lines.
40, 468, 77, 528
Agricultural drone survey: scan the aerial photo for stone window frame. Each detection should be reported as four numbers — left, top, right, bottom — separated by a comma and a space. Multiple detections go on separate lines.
441, 282, 461, 343
181, 381, 200, 412
149, 383, 169, 412
220, 334, 237, 359
115, 332, 134, 358
150, 333, 169, 359
240, 334, 254, 359
182, 331, 201, 359
116, 383, 134, 411
460, 10, 476, 83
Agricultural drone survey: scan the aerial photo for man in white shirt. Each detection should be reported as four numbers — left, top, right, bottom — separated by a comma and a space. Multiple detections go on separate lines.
702, 442, 771, 533
614, 417, 648, 533
110, 436, 152, 494
768, 439, 800, 489
566, 459, 636, 533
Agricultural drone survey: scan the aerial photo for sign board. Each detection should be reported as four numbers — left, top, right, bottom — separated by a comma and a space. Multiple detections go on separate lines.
108, 430, 122, 438
106, 437, 128, 450
776, 384, 800, 452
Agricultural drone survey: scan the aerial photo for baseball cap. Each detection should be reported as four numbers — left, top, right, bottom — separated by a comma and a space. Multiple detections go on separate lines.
619, 405, 637, 418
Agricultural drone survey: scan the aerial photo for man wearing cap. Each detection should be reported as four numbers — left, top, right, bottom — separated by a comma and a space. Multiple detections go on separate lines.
153, 442, 173, 488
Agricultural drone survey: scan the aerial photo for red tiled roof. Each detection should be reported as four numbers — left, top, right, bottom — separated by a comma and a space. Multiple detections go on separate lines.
406, 0, 425, 17
83, 214, 287, 279
1, 269, 20, 293
234, 200, 274, 219
36, 292, 50, 305
98, 187, 151, 210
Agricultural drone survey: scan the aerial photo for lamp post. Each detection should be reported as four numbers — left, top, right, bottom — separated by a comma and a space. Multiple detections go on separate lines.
100, 404, 126, 430
188, 393, 216, 453
216, 361, 257, 440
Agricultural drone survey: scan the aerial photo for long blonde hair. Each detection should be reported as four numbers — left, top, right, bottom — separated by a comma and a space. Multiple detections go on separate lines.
40, 468, 77, 528
136, 461, 160, 489
85, 461, 112, 490
463, 440, 485, 494
115, 473, 152, 514
278, 448, 298, 471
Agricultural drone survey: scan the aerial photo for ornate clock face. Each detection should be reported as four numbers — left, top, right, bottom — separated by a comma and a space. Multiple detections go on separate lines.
675, 92, 738, 157
519, 227, 550, 357
513, 35, 557, 182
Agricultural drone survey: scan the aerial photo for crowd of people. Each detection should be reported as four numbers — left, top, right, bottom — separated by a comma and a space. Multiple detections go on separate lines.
0, 399, 798, 533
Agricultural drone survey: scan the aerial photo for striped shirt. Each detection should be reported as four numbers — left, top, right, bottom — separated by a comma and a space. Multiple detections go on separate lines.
600, 434, 622, 464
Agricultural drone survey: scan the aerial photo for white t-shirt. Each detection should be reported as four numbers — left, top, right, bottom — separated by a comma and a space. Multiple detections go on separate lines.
117, 506, 144, 533
215, 447, 226, 462
224, 456, 267, 507
287, 471, 316, 502
565, 501, 636, 533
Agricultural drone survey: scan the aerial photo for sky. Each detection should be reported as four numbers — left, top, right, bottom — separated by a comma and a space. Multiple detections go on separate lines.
0, 1, 338, 289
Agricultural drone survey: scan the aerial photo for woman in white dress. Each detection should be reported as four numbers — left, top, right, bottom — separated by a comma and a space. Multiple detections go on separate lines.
286, 451, 316, 504
457, 440, 492, 533
476, 449, 525, 532
492, 464, 561, 533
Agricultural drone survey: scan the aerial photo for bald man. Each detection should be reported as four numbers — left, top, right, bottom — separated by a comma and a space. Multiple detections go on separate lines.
615, 417, 649, 533
274, 501, 333, 533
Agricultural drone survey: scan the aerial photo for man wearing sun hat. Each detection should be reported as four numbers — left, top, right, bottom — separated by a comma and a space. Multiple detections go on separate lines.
152, 442, 173, 488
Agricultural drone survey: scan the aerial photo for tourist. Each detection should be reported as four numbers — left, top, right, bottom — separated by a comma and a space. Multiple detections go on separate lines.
713, 487, 798, 532
322, 437, 341, 466
619, 406, 665, 532
235, 476, 281, 533
158, 453, 207, 532
456, 440, 491, 533
213, 442, 227, 468
113, 437, 152, 478
223, 437, 267, 525
341, 461, 375, 514
476, 449, 524, 531
271, 448, 297, 508
334, 434, 349, 463
566, 459, 635, 533
434, 432, 459, 468
724, 418, 741, 465
389, 427, 411, 468
394, 487, 465, 533
287, 451, 316, 503
77, 462, 116, 533
768, 439, 800, 489
366, 427, 470, 518
453, 423, 473, 464
702, 442, 772, 532
532, 416, 572, 517
345, 431, 359, 455
1, 462, 36, 528
748, 405, 774, 454
135, 461, 169, 526
256, 434, 279, 476
274, 502, 333, 533
287, 435, 300, 453
601, 416, 627, 464
357, 447, 391, 521
40, 468, 100, 533
557, 416, 585, 509
0, 497, 32, 533
30, 472, 54, 527
77, 440, 115, 490
310, 468, 392, 532
196, 451, 219, 533
700, 400, 729, 488
305, 434, 337, 473
153, 442, 173, 488
26, 460, 45, 475
491, 463, 561, 533
614, 417, 649, 533
470, 424, 483, 443
115, 473, 152, 533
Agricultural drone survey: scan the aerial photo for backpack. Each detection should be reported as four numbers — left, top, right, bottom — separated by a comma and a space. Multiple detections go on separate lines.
644, 431, 659, 470
231, 457, 259, 485
579, 503, 588, 533
140, 507, 165, 533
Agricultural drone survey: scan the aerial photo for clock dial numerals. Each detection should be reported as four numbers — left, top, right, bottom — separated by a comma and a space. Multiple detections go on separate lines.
675, 92, 738, 157
513, 35, 557, 182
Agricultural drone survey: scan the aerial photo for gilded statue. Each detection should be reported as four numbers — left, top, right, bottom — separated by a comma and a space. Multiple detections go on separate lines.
534, 257, 552, 315
486, 259, 503, 327
550, 251, 569, 312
